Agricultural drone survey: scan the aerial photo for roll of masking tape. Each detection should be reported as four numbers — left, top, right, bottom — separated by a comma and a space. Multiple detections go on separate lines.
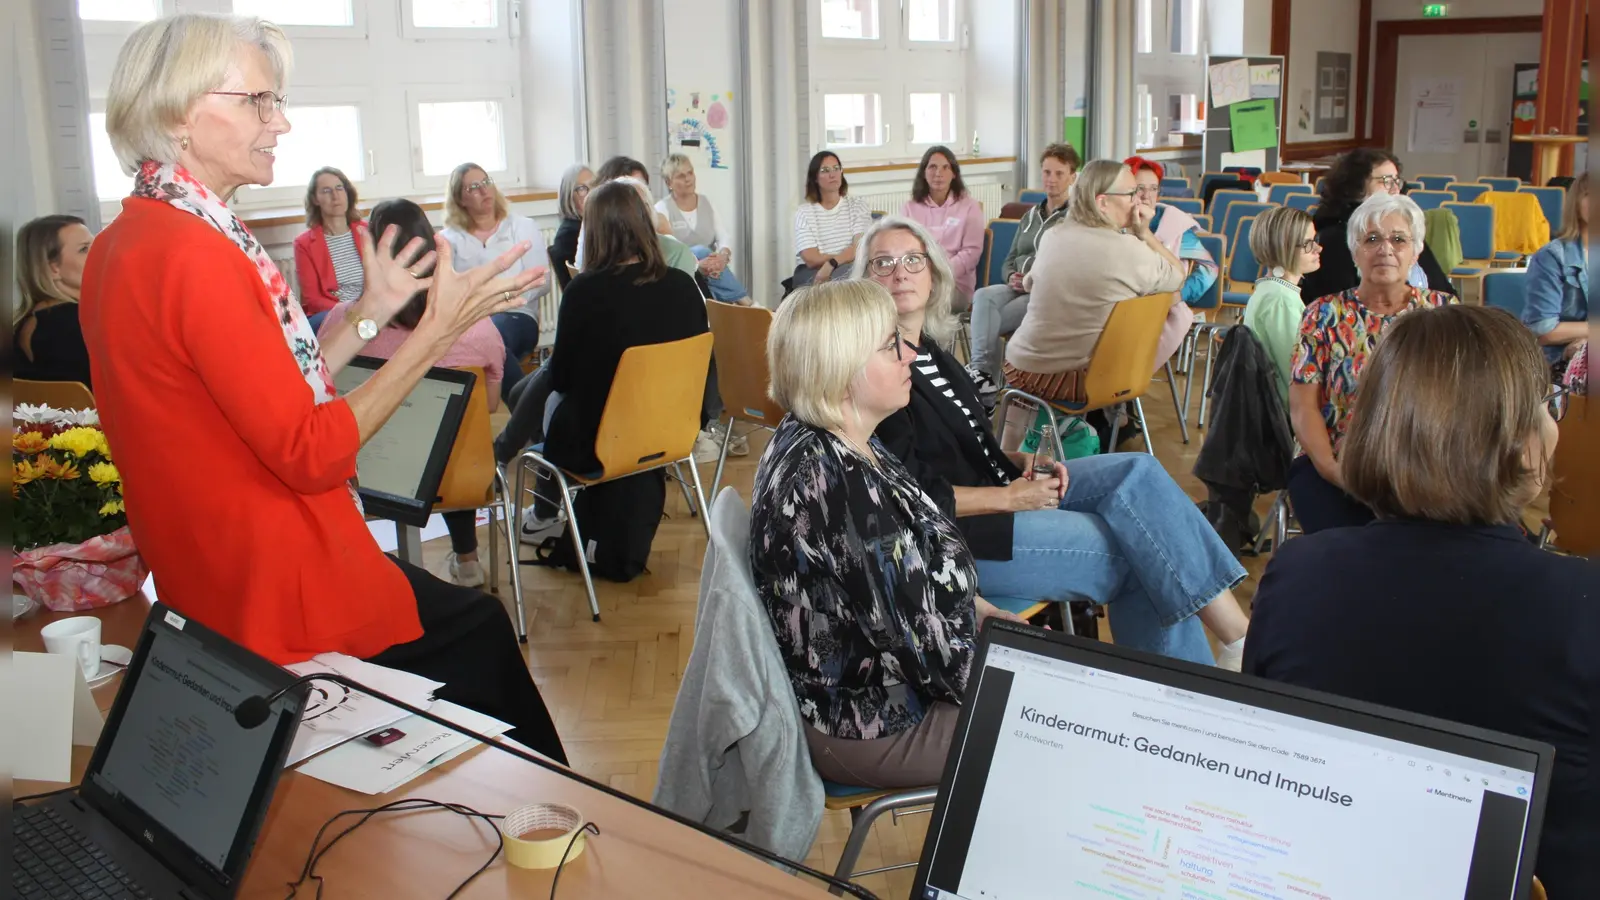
499, 803, 588, 870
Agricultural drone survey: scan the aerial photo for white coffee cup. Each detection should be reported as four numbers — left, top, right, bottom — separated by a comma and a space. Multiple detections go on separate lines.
40, 616, 103, 680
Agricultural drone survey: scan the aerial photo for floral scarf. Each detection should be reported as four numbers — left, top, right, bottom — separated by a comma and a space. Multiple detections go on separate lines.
133, 161, 336, 404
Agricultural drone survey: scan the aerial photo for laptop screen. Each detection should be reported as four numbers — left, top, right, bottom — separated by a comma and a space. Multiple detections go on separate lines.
84, 607, 302, 894
916, 626, 1549, 900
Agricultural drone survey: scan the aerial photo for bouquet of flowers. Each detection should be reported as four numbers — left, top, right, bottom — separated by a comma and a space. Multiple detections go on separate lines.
12, 404, 147, 612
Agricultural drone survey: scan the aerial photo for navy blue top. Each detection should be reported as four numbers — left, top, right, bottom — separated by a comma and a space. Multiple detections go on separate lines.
1243, 519, 1600, 897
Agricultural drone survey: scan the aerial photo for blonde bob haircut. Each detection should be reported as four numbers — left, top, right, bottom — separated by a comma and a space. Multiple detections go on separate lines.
445, 162, 509, 232
1066, 159, 1129, 229
767, 280, 899, 432
1249, 205, 1316, 276
1342, 304, 1550, 526
660, 153, 694, 183
1556, 172, 1588, 241
105, 13, 291, 175
849, 215, 959, 347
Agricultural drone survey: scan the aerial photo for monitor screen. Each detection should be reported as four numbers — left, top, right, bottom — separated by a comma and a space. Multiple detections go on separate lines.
918, 635, 1543, 900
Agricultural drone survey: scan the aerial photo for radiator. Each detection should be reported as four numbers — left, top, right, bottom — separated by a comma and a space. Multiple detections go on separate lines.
850, 181, 1009, 223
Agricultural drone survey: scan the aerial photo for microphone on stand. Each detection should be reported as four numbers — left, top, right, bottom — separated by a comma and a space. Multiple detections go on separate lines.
237, 673, 882, 900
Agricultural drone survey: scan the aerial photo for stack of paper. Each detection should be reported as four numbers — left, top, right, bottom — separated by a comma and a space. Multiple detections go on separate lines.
297, 700, 513, 794
284, 653, 443, 765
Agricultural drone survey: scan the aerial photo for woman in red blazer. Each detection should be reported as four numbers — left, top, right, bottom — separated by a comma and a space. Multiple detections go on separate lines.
81, 13, 565, 761
292, 166, 367, 327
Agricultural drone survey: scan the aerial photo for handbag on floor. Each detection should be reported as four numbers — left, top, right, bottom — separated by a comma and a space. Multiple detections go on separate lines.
533, 470, 666, 582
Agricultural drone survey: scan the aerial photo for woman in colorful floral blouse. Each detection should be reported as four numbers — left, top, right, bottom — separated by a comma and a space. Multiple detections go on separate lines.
1288, 192, 1455, 533
750, 279, 1027, 790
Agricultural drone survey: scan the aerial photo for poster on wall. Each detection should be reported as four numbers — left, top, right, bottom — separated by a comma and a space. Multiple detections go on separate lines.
1407, 76, 1463, 154
1314, 51, 1352, 134
666, 87, 732, 170
1248, 64, 1281, 99
1208, 58, 1251, 108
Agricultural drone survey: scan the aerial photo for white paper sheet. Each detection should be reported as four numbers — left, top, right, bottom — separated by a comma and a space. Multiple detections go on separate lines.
284, 654, 444, 765
1208, 59, 1251, 108
296, 701, 512, 794
1408, 76, 1463, 154
1248, 64, 1281, 99
10, 651, 104, 782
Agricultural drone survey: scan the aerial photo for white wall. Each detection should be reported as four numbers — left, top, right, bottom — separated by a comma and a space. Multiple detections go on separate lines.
663, 0, 739, 264
1242, 0, 1273, 55
14, 1, 53, 223
523, 0, 584, 187
1286, 0, 1359, 142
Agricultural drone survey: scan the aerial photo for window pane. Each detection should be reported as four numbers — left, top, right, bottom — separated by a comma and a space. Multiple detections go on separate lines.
411, 0, 498, 28
232, 0, 353, 27
1180, 0, 1200, 54
78, 0, 159, 21
88, 113, 134, 201
908, 92, 955, 144
823, 93, 882, 148
271, 106, 365, 188
417, 101, 506, 176
820, 0, 878, 40
907, 0, 953, 41
1135, 0, 1152, 54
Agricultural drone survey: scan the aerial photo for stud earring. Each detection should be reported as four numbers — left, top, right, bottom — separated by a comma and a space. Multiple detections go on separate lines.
179, 135, 190, 151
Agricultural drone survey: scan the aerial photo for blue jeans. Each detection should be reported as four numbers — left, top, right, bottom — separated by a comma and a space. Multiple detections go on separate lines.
491, 312, 542, 402
307, 310, 329, 336
691, 245, 749, 303
973, 453, 1245, 665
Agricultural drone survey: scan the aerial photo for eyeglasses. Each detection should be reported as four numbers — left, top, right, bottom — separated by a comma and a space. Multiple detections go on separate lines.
1297, 237, 1322, 254
1546, 384, 1570, 423
818, 165, 843, 174
573, 183, 591, 195
1359, 232, 1412, 252
207, 90, 287, 124
1100, 189, 1138, 198
1133, 185, 1161, 197
1369, 174, 1403, 189
317, 184, 347, 197
867, 253, 929, 276
466, 177, 495, 194
881, 328, 906, 361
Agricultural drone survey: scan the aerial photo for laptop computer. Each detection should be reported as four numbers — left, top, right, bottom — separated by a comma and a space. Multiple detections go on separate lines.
913, 621, 1555, 900
333, 356, 476, 527
14, 604, 306, 900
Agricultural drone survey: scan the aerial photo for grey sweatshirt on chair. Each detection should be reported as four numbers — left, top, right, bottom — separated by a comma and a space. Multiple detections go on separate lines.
653, 489, 824, 863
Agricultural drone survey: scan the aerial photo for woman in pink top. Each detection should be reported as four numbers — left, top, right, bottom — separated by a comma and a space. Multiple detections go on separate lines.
899, 146, 986, 311
319, 199, 506, 588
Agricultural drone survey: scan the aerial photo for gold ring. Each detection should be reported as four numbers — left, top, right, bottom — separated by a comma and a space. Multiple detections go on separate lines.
409, 269, 423, 279
503, 290, 514, 303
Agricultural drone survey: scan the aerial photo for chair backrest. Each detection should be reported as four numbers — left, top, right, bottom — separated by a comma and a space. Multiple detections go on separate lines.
1082, 293, 1177, 408
870, 210, 886, 220
1481, 270, 1530, 318
1222, 165, 1262, 178
1444, 201, 1495, 260
1478, 176, 1520, 192
1415, 174, 1456, 191
1227, 217, 1263, 288
1190, 233, 1225, 310
1208, 189, 1257, 227
1407, 190, 1454, 212
998, 200, 1033, 220
434, 367, 497, 509
704, 302, 787, 429
1203, 180, 1251, 210
1284, 193, 1319, 213
1222, 202, 1274, 253
1518, 186, 1564, 235
1159, 176, 1192, 197
549, 244, 573, 292
1258, 172, 1302, 186
1549, 393, 1600, 556
16, 379, 94, 410
1405, 181, 1423, 193
1446, 182, 1489, 202
1267, 183, 1313, 204
1191, 213, 1213, 233
986, 219, 1020, 287
1197, 172, 1237, 204
592, 332, 715, 480
1018, 189, 1047, 205
1164, 197, 1203, 216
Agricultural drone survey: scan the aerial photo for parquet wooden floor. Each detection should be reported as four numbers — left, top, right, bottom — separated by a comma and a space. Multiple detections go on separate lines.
420, 371, 1549, 898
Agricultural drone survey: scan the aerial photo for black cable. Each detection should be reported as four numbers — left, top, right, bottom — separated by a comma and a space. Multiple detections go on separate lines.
548, 822, 600, 900
283, 798, 504, 900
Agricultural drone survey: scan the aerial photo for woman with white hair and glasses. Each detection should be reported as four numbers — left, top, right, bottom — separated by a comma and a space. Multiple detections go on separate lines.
857, 217, 1251, 671
548, 162, 593, 290
79, 12, 564, 760
1288, 192, 1455, 534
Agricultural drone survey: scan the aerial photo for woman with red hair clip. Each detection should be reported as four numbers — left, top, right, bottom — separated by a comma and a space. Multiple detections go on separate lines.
1123, 156, 1218, 306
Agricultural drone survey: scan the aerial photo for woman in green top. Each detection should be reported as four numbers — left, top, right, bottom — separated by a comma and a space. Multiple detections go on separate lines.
1243, 206, 1323, 408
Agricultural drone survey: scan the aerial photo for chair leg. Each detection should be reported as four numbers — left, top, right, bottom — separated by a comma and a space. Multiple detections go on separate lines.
710, 415, 734, 499
1134, 398, 1155, 454
495, 465, 529, 642
1108, 406, 1121, 450
486, 503, 501, 595
1198, 328, 1222, 428
1164, 361, 1189, 444
672, 462, 699, 517
829, 788, 939, 895
551, 475, 600, 622
1182, 330, 1200, 424
685, 455, 712, 538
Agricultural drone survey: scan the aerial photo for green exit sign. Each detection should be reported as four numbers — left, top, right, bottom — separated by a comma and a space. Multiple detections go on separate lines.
1422, 3, 1448, 16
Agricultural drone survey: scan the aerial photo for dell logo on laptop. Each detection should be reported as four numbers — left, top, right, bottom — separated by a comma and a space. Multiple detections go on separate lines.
143, 830, 154, 843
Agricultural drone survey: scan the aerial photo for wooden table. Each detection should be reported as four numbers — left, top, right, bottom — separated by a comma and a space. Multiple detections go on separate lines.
14, 599, 834, 899
1511, 134, 1586, 186
1279, 162, 1331, 183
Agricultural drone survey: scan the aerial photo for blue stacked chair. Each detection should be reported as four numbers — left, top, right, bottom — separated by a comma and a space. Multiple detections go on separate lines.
1160, 176, 1193, 198
1479, 176, 1521, 193
1164, 197, 1203, 216
1518, 186, 1565, 236
1407, 190, 1454, 212
1267, 183, 1313, 205
1221, 202, 1274, 255
1285, 193, 1319, 213
1208, 189, 1257, 228
1018, 190, 1047, 206
984, 218, 1020, 288
1225, 218, 1263, 306
1416, 174, 1456, 191
1446, 182, 1490, 202
1483, 270, 1530, 319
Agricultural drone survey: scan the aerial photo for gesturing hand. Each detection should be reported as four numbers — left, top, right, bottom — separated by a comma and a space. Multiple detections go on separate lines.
356, 225, 439, 325
416, 236, 545, 349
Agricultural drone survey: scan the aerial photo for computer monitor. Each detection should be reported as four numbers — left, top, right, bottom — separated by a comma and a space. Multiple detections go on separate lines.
913, 622, 1554, 900
333, 357, 476, 526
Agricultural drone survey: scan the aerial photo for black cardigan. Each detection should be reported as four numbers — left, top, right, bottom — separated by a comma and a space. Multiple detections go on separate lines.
1299, 203, 1457, 303
1244, 520, 1600, 898
16, 303, 93, 389
875, 341, 1023, 561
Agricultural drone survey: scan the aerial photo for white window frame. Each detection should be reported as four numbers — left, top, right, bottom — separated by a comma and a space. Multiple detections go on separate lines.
904, 86, 964, 151
78, 0, 170, 37
399, 0, 509, 41
87, 100, 136, 222
903, 0, 961, 51
228, 0, 368, 39
405, 84, 522, 192
816, 0, 888, 50
818, 82, 888, 152
230, 87, 376, 209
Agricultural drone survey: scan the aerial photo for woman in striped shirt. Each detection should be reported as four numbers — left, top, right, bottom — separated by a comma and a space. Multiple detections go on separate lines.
292, 166, 366, 333
791, 151, 872, 289
860, 216, 1253, 670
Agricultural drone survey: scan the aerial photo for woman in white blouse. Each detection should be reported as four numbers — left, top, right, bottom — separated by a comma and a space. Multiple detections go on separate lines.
791, 151, 872, 288
656, 153, 749, 305
440, 161, 551, 401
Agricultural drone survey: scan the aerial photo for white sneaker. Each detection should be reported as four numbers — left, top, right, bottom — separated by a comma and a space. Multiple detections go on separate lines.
693, 431, 721, 463
519, 508, 566, 546
447, 554, 485, 588
704, 420, 749, 457
964, 363, 1002, 400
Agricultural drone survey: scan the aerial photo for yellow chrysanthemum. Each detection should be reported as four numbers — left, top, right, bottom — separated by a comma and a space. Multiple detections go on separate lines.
48, 427, 104, 458
15, 458, 42, 486
99, 499, 126, 517
13, 430, 49, 454
43, 457, 81, 481
87, 461, 120, 486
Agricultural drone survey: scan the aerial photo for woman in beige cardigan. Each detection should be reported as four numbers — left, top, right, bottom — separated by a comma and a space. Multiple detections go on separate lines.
1003, 159, 1192, 402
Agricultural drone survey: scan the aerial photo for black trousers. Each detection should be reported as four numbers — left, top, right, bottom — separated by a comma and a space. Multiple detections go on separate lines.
1287, 455, 1375, 535
368, 558, 568, 765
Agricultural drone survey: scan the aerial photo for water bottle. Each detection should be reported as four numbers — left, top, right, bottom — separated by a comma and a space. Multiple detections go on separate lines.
1032, 424, 1059, 479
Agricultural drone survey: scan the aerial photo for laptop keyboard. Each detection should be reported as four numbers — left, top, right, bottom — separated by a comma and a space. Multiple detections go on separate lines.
13, 804, 154, 900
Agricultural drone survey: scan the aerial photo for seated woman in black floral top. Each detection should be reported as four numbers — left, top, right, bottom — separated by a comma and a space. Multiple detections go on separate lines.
750, 279, 1028, 789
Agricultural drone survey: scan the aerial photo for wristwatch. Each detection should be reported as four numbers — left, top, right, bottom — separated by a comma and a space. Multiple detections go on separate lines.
353, 315, 379, 341
826, 257, 839, 270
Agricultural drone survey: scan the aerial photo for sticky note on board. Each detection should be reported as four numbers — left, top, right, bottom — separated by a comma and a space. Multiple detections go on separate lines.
1229, 100, 1279, 154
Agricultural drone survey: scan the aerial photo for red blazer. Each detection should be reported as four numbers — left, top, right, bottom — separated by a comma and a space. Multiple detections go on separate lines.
81, 199, 419, 664
292, 220, 367, 315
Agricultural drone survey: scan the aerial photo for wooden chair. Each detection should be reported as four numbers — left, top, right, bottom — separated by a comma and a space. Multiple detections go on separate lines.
16, 379, 94, 410
704, 302, 786, 497
1258, 171, 1301, 186
429, 367, 530, 639
993, 292, 1177, 456
1546, 393, 1600, 557
511, 333, 714, 621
